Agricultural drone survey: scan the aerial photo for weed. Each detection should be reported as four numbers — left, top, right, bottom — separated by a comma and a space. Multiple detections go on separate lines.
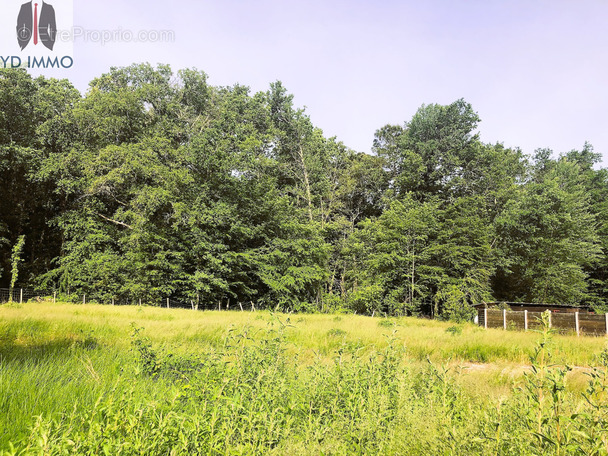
446, 325, 463, 335
4, 303, 608, 455
378, 319, 396, 328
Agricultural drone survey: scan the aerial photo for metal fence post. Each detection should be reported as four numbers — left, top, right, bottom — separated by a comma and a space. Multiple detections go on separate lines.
20, 288, 23, 304
575, 311, 580, 337
484, 308, 487, 329
524, 310, 528, 331
167, 297, 170, 309
503, 309, 507, 330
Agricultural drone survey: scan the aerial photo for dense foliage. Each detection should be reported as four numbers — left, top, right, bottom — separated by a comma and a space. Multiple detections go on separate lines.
1, 65, 606, 316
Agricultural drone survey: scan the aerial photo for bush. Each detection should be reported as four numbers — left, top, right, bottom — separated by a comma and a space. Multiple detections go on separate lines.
436, 286, 476, 323
346, 285, 384, 315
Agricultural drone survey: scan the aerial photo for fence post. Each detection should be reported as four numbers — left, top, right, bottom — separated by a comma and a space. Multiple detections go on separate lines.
53, 292, 56, 304
524, 310, 528, 331
20, 288, 23, 304
167, 298, 170, 309
83, 294, 86, 305
503, 309, 507, 330
484, 308, 487, 329
112, 297, 114, 306
575, 311, 580, 337
548, 311, 552, 329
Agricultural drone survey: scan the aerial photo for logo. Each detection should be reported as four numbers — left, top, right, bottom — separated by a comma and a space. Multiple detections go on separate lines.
1, 0, 73, 69
16, 1, 56, 51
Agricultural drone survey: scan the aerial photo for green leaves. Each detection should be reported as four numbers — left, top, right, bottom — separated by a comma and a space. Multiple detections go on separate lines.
350, 195, 440, 315
9, 235, 25, 292
495, 158, 601, 304
1, 65, 607, 316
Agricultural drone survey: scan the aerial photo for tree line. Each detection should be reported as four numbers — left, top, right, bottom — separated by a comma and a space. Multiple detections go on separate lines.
1, 64, 606, 319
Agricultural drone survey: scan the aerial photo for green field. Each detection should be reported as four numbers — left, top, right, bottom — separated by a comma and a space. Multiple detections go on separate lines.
2, 302, 608, 455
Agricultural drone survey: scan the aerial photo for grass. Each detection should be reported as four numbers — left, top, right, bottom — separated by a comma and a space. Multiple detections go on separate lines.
1, 303, 604, 365
1, 302, 608, 454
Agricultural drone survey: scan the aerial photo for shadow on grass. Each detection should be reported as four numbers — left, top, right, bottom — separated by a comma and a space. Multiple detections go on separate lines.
0, 319, 99, 364
0, 336, 99, 364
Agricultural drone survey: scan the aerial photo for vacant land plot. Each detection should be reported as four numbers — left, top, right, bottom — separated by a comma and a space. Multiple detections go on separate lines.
1, 303, 608, 455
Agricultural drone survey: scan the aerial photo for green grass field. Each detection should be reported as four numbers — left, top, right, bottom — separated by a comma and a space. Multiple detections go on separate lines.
2, 302, 608, 455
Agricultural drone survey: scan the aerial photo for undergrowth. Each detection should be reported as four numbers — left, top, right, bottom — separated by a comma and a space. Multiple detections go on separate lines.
3, 311, 608, 455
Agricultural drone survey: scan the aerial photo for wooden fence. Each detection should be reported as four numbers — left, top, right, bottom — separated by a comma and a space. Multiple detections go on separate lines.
478, 308, 608, 336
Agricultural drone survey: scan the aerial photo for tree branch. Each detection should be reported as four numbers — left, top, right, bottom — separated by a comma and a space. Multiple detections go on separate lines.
93, 212, 133, 230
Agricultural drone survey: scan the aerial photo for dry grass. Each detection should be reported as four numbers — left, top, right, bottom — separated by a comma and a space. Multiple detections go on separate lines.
2, 301, 608, 454
2, 302, 606, 366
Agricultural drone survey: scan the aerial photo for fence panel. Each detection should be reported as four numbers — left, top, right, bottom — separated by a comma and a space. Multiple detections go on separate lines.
525, 312, 546, 330
551, 312, 577, 335
479, 308, 608, 336
486, 310, 504, 328
506, 312, 526, 330
477, 309, 486, 328
579, 314, 607, 336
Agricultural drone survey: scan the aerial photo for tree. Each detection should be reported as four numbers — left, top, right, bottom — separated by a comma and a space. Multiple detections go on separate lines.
0, 69, 79, 286
373, 99, 481, 200
351, 195, 441, 315
9, 235, 26, 299
0, 226, 7, 277
3, 64, 606, 315
322, 150, 388, 303
564, 143, 608, 310
432, 196, 495, 317
494, 156, 601, 304
370, 100, 523, 318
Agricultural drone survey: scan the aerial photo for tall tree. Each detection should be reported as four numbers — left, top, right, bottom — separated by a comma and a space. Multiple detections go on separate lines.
373, 98, 481, 200
0, 69, 79, 286
494, 154, 601, 304
350, 195, 441, 315
564, 144, 608, 310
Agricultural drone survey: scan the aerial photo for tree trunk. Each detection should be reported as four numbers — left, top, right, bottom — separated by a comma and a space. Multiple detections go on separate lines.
298, 144, 313, 221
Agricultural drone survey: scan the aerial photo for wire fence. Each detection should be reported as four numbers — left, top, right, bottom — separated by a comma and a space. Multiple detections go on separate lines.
0, 288, 48, 304
0, 287, 256, 312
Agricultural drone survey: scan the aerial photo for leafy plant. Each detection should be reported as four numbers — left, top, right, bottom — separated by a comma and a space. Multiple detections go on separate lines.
327, 328, 347, 337
378, 319, 396, 328
9, 235, 25, 300
445, 325, 462, 335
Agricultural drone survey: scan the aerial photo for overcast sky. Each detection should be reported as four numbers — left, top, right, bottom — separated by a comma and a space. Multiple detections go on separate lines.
31, 0, 608, 164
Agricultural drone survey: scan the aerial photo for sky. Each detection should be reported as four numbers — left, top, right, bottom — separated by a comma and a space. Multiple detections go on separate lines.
22, 0, 608, 164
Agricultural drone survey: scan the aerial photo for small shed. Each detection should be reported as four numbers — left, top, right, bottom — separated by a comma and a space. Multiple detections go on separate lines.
474, 302, 606, 336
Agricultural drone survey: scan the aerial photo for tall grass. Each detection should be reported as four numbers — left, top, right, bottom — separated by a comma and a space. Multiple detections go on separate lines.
1, 303, 608, 454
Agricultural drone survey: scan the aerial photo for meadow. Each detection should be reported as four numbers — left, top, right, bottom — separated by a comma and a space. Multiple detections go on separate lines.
1, 302, 608, 455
